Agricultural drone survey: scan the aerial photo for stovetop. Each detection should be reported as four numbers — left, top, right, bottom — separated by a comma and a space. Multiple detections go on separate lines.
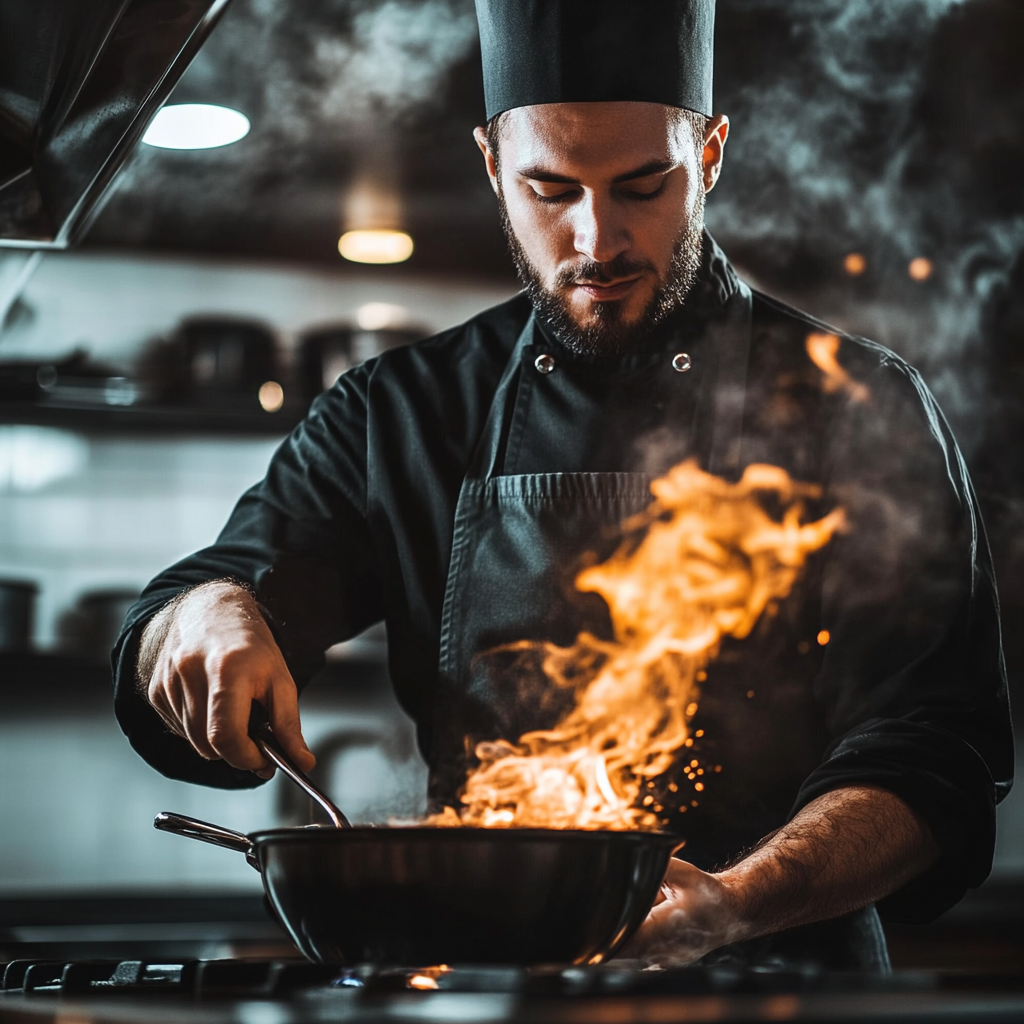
3, 957, 1024, 1023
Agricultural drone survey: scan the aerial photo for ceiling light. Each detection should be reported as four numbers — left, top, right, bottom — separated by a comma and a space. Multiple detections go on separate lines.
338, 230, 414, 265
142, 104, 250, 150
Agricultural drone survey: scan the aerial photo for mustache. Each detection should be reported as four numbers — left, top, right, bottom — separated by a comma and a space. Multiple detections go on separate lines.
555, 255, 658, 289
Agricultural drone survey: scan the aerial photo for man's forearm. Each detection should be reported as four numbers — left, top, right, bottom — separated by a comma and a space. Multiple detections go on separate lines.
626, 784, 941, 963
718, 785, 940, 940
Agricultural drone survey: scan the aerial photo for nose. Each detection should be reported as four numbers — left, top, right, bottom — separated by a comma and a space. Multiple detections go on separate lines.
572, 191, 630, 265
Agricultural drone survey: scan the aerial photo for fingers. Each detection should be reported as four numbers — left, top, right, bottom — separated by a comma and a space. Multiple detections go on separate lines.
206, 660, 270, 772
267, 670, 316, 773
620, 903, 703, 967
148, 656, 217, 760
205, 655, 313, 775
617, 858, 723, 966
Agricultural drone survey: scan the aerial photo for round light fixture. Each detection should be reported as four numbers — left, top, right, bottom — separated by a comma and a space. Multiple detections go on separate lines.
142, 104, 250, 150
338, 230, 414, 265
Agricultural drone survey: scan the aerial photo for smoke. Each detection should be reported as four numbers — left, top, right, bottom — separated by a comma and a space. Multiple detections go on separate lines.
710, 0, 966, 250
183, 0, 479, 134
708, 0, 1024, 452
315, 0, 480, 124
105, 0, 480, 234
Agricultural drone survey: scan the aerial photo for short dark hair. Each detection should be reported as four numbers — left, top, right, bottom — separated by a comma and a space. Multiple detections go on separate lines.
485, 107, 709, 174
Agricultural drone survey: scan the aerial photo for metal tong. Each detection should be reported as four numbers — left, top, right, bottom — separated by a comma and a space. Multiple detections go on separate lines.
248, 701, 351, 828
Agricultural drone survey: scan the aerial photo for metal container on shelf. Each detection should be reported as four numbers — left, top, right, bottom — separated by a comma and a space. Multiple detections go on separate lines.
296, 325, 428, 403
0, 578, 38, 652
296, 325, 355, 403
57, 587, 140, 662
139, 317, 282, 411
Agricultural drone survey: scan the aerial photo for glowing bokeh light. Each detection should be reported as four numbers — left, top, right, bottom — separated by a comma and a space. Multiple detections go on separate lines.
143, 104, 250, 150
407, 975, 439, 991
339, 230, 414, 264
908, 257, 933, 281
355, 302, 408, 330
844, 252, 867, 276
258, 381, 285, 412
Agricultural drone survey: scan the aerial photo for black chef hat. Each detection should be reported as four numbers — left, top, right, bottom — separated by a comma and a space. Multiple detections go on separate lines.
475, 0, 715, 121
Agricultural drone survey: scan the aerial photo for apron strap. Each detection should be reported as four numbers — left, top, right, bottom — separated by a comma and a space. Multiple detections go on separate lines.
468, 309, 537, 481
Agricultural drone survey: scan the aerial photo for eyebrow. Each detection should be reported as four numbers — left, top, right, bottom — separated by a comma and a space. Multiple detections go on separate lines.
517, 159, 677, 184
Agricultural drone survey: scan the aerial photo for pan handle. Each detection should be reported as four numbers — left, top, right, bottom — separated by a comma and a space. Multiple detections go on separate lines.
154, 811, 260, 870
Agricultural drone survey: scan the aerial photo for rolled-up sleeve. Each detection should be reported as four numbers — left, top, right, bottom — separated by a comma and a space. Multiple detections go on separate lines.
112, 367, 384, 787
792, 355, 1013, 922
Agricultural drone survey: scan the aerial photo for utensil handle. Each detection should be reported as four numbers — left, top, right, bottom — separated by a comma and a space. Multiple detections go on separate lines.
248, 701, 351, 829
154, 811, 260, 870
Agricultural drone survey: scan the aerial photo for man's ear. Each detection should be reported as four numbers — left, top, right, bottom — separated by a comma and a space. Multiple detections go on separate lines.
701, 114, 730, 193
473, 125, 499, 195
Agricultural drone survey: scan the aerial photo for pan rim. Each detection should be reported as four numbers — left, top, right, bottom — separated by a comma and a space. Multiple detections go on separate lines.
249, 825, 682, 845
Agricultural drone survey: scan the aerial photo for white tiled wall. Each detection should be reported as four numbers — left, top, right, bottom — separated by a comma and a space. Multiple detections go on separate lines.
0, 429, 281, 647
0, 427, 430, 895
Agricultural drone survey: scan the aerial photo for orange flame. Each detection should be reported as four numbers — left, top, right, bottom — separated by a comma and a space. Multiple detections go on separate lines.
437, 460, 845, 830
805, 333, 870, 403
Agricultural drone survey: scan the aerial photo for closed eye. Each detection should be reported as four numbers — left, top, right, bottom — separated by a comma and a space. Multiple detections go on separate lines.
619, 176, 667, 200
529, 184, 581, 204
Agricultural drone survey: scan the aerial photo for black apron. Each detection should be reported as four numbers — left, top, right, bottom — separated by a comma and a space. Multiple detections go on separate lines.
432, 285, 889, 971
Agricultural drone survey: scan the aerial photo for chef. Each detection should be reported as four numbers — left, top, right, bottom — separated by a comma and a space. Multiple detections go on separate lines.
115, 0, 1012, 968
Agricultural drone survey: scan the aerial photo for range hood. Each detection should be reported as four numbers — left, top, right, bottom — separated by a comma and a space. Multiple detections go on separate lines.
0, 0, 232, 249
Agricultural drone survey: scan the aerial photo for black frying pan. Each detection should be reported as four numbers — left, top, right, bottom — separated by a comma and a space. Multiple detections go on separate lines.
154, 814, 679, 965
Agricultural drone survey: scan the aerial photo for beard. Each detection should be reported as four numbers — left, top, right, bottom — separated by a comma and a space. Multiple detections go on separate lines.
497, 184, 705, 356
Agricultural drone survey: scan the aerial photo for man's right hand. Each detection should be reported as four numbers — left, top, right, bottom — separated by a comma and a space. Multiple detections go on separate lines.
137, 581, 315, 779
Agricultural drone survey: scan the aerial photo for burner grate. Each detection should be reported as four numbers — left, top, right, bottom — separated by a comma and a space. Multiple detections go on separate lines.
3, 957, 1022, 1002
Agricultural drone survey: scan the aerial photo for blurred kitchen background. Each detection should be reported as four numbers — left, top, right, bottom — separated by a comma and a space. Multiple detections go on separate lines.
1, 0, 1022, 965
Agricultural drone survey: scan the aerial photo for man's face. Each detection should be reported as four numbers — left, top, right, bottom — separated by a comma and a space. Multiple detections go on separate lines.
475, 102, 729, 354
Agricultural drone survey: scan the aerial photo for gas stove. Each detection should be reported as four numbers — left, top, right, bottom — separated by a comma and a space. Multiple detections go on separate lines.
3, 956, 1024, 1023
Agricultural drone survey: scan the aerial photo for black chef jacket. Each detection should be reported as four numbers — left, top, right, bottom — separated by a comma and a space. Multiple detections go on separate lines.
113, 235, 1013, 929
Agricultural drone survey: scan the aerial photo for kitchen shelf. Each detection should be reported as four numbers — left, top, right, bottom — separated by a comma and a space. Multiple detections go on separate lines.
0, 400, 305, 435
0, 652, 114, 697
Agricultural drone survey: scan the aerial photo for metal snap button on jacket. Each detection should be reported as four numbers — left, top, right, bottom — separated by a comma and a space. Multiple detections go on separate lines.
534, 353, 556, 374
672, 352, 692, 373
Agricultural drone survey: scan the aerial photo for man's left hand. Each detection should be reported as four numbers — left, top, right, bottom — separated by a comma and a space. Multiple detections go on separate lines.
619, 858, 744, 966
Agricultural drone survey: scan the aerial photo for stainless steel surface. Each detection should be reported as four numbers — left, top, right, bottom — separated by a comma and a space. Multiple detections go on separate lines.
0, 0, 234, 248
248, 707, 351, 829
153, 811, 256, 869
